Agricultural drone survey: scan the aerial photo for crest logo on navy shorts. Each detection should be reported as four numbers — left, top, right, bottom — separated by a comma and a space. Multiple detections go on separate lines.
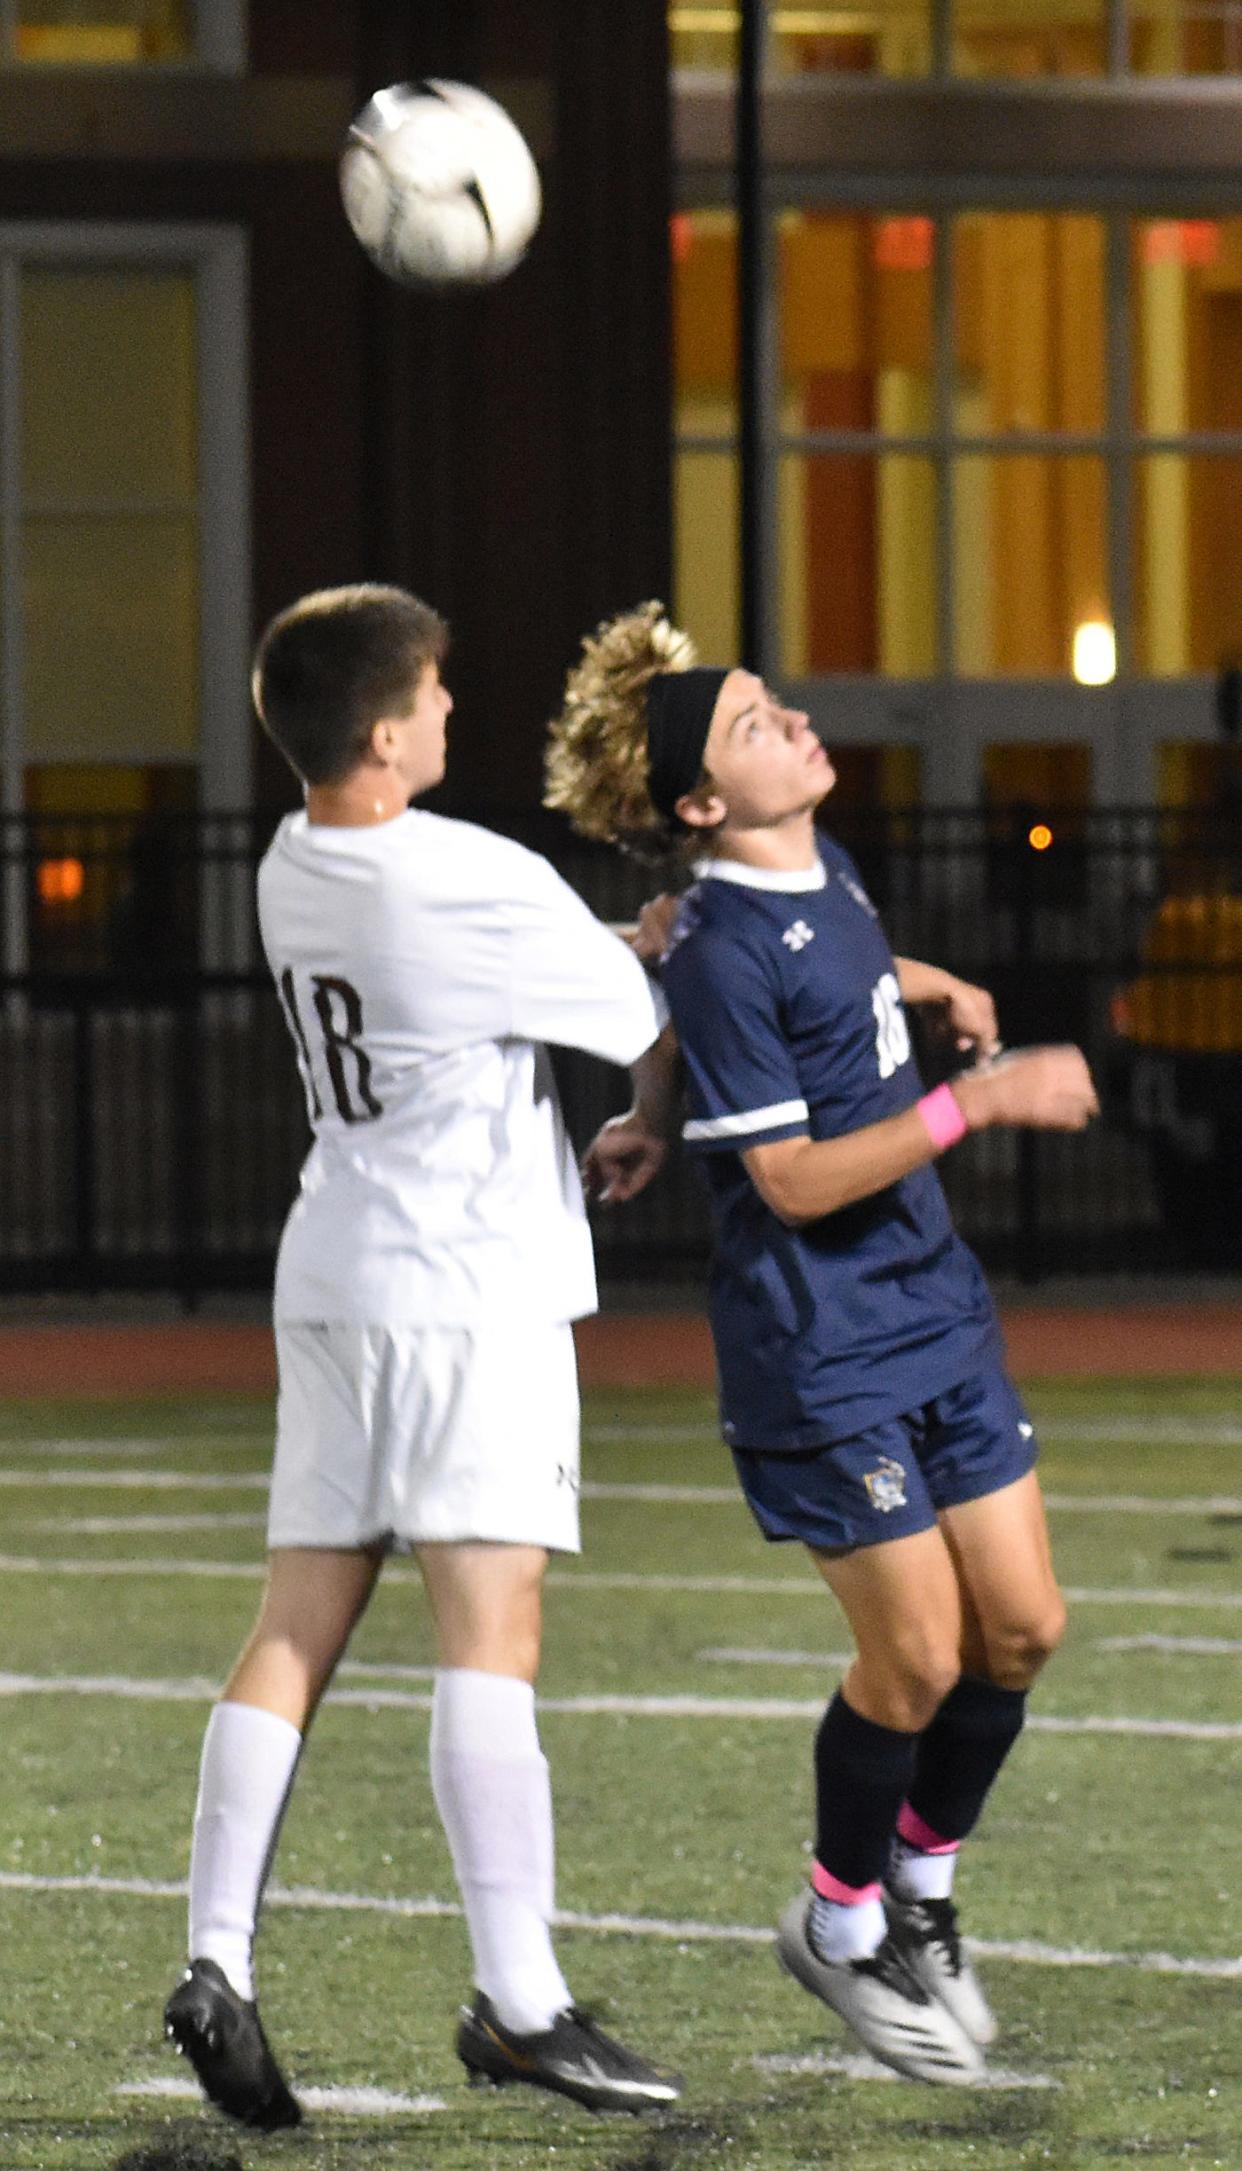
862, 1455, 908, 1513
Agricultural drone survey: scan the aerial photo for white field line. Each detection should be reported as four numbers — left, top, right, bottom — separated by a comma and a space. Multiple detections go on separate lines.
0, 1553, 266, 1580
60, 1514, 265, 1536
0, 1551, 1240, 1610
583, 1420, 1242, 1447
710, 1636, 1242, 1664
699, 1647, 854, 1668
6, 1416, 1242, 1459
11, 1466, 1242, 1520
0, 1439, 173, 1458
1098, 1633, 1242, 1656
0, 1469, 269, 1490
1, 1669, 1240, 1738
752, 2048, 1060, 2090
116, 2076, 446, 2115
4, 1869, 1240, 1982
339, 1660, 437, 1682
35, 1513, 266, 1535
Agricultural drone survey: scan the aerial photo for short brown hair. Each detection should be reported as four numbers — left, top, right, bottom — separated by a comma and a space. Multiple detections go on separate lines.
252, 584, 448, 787
544, 602, 698, 859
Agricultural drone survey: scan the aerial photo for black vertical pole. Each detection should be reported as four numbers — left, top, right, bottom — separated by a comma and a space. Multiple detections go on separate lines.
737, 0, 764, 674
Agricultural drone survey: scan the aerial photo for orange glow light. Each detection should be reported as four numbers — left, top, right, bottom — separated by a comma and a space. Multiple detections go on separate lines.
1142, 219, 1220, 269
37, 856, 86, 904
1028, 824, 1053, 853
873, 217, 933, 273
670, 213, 694, 266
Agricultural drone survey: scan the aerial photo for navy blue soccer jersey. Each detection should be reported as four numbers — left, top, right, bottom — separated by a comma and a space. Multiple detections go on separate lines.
660, 834, 1000, 1450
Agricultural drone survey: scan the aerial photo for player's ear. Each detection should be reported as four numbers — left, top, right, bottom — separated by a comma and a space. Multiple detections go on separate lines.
674, 783, 726, 833
368, 716, 398, 764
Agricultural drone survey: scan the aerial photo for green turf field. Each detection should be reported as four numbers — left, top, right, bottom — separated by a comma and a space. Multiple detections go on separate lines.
2, 1376, 1241, 2171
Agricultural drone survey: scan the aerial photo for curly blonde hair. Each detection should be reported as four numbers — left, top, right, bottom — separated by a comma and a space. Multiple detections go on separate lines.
544, 602, 698, 857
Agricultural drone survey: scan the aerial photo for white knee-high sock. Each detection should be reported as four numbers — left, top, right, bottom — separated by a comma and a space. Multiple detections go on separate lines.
430, 1668, 571, 2035
187, 1700, 302, 2001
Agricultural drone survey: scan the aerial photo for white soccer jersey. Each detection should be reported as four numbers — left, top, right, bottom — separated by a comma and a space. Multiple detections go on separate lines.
258, 808, 661, 1326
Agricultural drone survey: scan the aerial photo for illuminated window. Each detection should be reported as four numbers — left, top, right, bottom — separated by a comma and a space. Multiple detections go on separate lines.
24, 763, 197, 975
0, 228, 250, 977
20, 268, 200, 763
672, 209, 739, 660
7, 1, 241, 67
669, 4, 932, 79
953, 0, 1107, 77
1130, 0, 1242, 74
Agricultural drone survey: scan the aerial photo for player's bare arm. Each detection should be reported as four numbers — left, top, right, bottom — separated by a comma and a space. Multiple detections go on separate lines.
894, 956, 1000, 1059
745, 1044, 1098, 1228
582, 1023, 681, 1203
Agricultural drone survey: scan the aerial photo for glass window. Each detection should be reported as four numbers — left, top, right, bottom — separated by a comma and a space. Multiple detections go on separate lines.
1158, 741, 1242, 806
24, 761, 197, 976
674, 447, 739, 664
780, 453, 936, 673
954, 213, 1106, 436
1129, 1, 1242, 74
669, 5, 932, 79
673, 209, 738, 435
823, 743, 922, 810
771, 2, 931, 76
982, 742, 1092, 811
1133, 456, 1242, 675
1131, 217, 1242, 436
953, 0, 1107, 77
13, 1, 193, 63
24, 515, 199, 759
782, 211, 933, 438
19, 267, 199, 761
954, 456, 1108, 675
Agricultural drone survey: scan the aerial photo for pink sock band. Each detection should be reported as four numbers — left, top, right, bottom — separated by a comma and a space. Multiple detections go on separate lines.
897, 1802, 961, 1855
916, 1082, 968, 1152
811, 1861, 883, 1905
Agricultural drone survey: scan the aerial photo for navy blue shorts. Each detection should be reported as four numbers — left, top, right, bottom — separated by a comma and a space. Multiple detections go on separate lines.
730, 1366, 1038, 1553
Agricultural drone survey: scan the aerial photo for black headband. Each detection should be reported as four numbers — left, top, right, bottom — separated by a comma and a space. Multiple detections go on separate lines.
645, 667, 728, 824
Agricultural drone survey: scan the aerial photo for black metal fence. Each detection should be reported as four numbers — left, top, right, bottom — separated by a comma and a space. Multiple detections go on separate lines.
2, 804, 1240, 1295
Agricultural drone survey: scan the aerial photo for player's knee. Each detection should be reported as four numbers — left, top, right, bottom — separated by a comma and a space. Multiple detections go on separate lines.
866, 1636, 960, 1730
990, 1596, 1067, 1689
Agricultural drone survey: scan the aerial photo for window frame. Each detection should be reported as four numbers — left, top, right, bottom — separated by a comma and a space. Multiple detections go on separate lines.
0, 221, 250, 973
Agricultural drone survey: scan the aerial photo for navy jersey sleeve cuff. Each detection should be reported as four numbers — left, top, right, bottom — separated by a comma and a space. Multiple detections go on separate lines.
682, 1098, 810, 1153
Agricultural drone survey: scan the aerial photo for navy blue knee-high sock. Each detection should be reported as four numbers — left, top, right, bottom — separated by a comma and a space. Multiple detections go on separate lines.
813, 1691, 920, 1896
904, 1674, 1027, 1846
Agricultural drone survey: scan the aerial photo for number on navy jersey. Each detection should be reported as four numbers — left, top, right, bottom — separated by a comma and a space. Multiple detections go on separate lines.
278, 969, 383, 1124
871, 971, 911, 1080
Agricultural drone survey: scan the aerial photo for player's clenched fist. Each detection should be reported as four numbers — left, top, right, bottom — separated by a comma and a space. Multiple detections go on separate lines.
954, 1045, 1099, 1132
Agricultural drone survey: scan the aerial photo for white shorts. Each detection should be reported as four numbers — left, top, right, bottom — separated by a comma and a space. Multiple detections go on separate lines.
267, 1319, 582, 1554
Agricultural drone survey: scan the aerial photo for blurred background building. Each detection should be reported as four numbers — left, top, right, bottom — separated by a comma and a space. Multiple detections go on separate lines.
0, 0, 1239, 1291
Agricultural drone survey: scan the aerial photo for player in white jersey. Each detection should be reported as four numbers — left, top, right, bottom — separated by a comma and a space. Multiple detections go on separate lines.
163, 584, 681, 2126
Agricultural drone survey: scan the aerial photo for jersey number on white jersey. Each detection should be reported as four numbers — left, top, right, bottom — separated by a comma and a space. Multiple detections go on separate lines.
278, 969, 383, 1125
871, 971, 911, 1080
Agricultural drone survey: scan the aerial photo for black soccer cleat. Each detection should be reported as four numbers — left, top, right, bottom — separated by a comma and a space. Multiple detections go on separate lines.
455, 1990, 682, 2113
885, 1891, 998, 2046
163, 1957, 302, 2131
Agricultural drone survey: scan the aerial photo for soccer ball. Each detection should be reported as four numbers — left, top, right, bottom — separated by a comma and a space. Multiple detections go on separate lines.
339, 79, 542, 288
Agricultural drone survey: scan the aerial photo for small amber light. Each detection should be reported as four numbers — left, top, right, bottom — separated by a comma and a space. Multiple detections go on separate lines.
37, 857, 86, 904
1028, 824, 1053, 853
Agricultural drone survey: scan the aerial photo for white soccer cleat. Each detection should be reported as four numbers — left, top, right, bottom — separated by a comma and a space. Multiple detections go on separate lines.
775, 1889, 986, 2087
885, 1892, 998, 2047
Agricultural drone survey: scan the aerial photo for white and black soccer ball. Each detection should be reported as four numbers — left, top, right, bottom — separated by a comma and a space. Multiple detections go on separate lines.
339, 79, 542, 288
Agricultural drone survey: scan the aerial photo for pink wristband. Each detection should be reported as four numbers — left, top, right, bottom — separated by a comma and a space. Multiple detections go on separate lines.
917, 1082, 967, 1152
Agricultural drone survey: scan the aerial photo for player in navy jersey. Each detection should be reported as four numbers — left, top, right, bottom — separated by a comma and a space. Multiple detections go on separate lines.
546, 603, 1098, 2085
